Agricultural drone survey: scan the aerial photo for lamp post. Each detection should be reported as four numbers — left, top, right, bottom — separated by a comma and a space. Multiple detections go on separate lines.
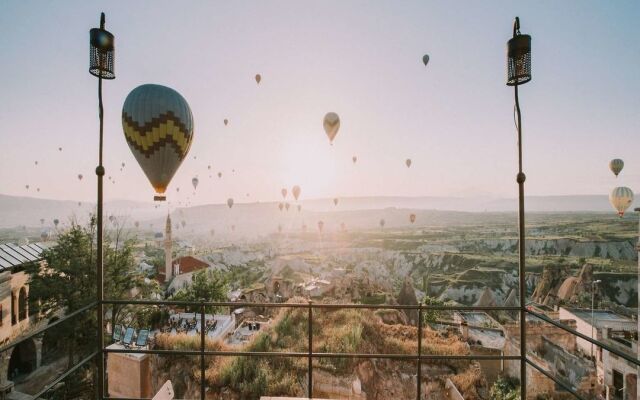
591, 279, 601, 364
506, 17, 531, 398
635, 207, 640, 397
89, 12, 115, 399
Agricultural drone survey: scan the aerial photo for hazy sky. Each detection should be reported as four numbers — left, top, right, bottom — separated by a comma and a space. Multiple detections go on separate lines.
1, 1, 638, 205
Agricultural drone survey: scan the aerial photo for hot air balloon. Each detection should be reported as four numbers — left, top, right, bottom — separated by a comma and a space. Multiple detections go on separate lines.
278, 224, 282, 233
292, 185, 301, 201
255, 74, 261, 84
422, 54, 430, 66
181, 220, 186, 228
405, 159, 412, 168
224, 119, 229, 126
36, 188, 40, 192
278, 203, 284, 211
53, 219, 59, 227
297, 205, 301, 212
285, 203, 290, 211
409, 213, 416, 224
192, 177, 199, 190
40, 231, 49, 241
318, 221, 324, 233
609, 159, 624, 177
25, 185, 29, 190
78, 202, 82, 207
78, 174, 83, 181
109, 215, 115, 223
176, 187, 180, 192
281, 188, 288, 199
35, 161, 38, 166
227, 198, 234, 209
122, 84, 194, 201
208, 165, 211, 170
352, 156, 357, 164
40, 218, 44, 225
323, 112, 340, 144
210, 229, 215, 236
333, 198, 339, 206
218, 172, 222, 178
121, 162, 125, 168
58, 147, 62, 152
134, 221, 139, 228
231, 225, 236, 232
609, 187, 634, 217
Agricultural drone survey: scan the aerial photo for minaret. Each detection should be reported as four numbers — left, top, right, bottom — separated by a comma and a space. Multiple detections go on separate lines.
164, 213, 172, 281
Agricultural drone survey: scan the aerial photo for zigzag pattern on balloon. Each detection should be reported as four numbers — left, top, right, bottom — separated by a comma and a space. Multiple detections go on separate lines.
122, 111, 192, 159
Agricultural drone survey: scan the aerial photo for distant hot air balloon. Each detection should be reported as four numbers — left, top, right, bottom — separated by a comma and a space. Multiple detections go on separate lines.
224, 119, 229, 126
333, 198, 339, 206
285, 203, 290, 211
323, 112, 340, 144
208, 165, 211, 170
78, 202, 82, 207
134, 221, 139, 228
122, 84, 194, 201
255, 74, 262, 84
609, 159, 624, 177
278, 224, 282, 233
35, 161, 38, 166
58, 147, 62, 152
297, 205, 301, 212
78, 174, 83, 181
109, 215, 115, 223
352, 156, 357, 164
422, 54, 430, 66
278, 203, 284, 212
53, 219, 59, 227
281, 188, 288, 199
192, 177, 199, 190
36, 188, 40, 192
218, 172, 222, 178
210, 229, 215, 236
121, 162, 125, 168
379, 219, 386, 228
176, 187, 180, 192
609, 187, 634, 217
318, 221, 324, 232
231, 224, 236, 232
181, 220, 186, 228
292, 185, 301, 201
40, 231, 48, 241
409, 213, 416, 224
227, 198, 234, 209
405, 159, 412, 168
25, 185, 29, 190
40, 218, 44, 225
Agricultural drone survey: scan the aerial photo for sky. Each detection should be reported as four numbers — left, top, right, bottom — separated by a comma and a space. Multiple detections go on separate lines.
0, 1, 639, 206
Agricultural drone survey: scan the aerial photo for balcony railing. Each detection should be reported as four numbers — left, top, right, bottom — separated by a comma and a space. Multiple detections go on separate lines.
2, 299, 638, 399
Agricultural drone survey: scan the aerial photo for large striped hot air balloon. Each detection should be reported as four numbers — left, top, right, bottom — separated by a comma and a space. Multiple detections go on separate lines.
609, 186, 634, 217
122, 84, 194, 201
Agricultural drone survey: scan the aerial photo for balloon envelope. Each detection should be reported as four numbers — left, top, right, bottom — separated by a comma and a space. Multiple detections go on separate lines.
318, 221, 324, 232
609, 186, 634, 217
323, 112, 340, 144
279, 203, 284, 211
422, 54, 430, 66
410, 214, 416, 224
380, 219, 386, 228
405, 159, 412, 168
192, 177, 199, 190
224, 119, 229, 126
255, 74, 261, 84
281, 188, 288, 199
227, 198, 234, 209
609, 159, 624, 177
292, 185, 301, 201
122, 84, 194, 199
352, 156, 357, 164
333, 198, 339, 206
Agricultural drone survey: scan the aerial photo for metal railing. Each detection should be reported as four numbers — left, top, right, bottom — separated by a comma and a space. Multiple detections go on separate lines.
4, 298, 639, 399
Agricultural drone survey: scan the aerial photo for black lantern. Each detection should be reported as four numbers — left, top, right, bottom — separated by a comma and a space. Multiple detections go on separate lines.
89, 13, 115, 79
506, 17, 531, 86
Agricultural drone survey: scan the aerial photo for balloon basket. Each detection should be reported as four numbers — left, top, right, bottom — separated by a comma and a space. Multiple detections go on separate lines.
154, 195, 166, 202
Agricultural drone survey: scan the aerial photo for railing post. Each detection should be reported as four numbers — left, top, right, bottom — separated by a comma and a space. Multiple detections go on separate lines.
200, 302, 206, 400
308, 300, 313, 398
417, 302, 422, 400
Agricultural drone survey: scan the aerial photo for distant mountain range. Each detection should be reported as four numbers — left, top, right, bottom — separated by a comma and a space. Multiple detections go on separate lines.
0, 193, 623, 230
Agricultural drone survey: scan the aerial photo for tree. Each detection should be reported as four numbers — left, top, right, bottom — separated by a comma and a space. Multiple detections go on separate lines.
172, 269, 228, 313
422, 295, 445, 323
26, 218, 160, 368
490, 376, 520, 400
